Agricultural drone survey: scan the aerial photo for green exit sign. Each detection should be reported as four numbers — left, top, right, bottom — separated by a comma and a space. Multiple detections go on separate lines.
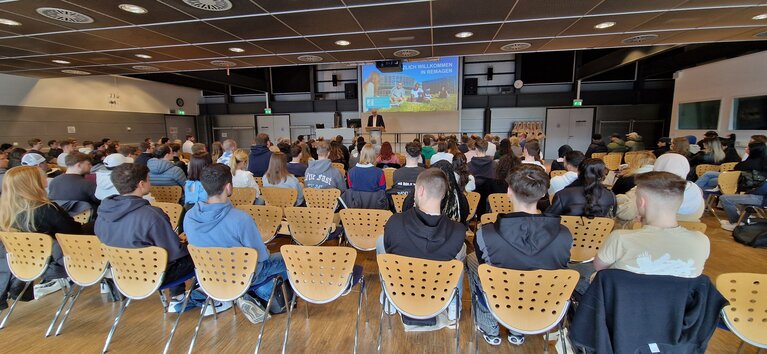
264, 108, 272, 115
572, 99, 583, 107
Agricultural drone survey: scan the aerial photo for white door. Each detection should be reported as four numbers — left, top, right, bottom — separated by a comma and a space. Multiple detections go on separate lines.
256, 115, 291, 141
544, 109, 571, 160
567, 108, 595, 153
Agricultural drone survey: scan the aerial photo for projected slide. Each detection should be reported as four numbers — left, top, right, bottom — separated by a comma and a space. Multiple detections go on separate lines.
361, 56, 459, 112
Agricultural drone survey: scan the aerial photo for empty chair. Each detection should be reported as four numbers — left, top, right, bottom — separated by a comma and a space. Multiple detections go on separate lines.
716, 273, 767, 352
602, 153, 623, 171
261, 187, 298, 209
377, 254, 463, 354
340, 209, 392, 251
332, 162, 346, 176
550, 170, 567, 178
479, 212, 499, 226
591, 152, 608, 160
230, 187, 258, 206
475, 266, 578, 354
383, 168, 396, 190
281, 245, 367, 354
465, 191, 480, 222
304, 188, 340, 209
151, 185, 183, 204
151, 202, 184, 232
559, 216, 615, 263
0, 232, 53, 329
488, 193, 514, 214
72, 209, 92, 224
284, 207, 335, 246
391, 194, 408, 213
696, 164, 720, 177
719, 162, 738, 172
236, 205, 283, 243
706, 170, 740, 218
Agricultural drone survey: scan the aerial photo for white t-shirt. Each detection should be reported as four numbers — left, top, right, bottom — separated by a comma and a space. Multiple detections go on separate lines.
232, 169, 261, 196
485, 142, 497, 158
182, 140, 194, 154
57, 152, 68, 166
548, 171, 578, 196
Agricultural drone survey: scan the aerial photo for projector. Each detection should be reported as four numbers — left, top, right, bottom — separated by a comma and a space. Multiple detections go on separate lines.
376, 60, 402, 72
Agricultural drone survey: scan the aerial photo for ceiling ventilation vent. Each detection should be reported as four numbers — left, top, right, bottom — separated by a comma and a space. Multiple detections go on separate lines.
132, 65, 160, 72
61, 69, 90, 75
754, 30, 767, 38
36, 7, 94, 24
182, 0, 233, 12
297, 55, 323, 62
500, 42, 532, 51
210, 60, 237, 67
393, 49, 420, 58
622, 34, 658, 44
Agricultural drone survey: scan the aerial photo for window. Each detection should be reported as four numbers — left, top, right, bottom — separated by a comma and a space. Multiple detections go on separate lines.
678, 100, 720, 130
733, 95, 767, 130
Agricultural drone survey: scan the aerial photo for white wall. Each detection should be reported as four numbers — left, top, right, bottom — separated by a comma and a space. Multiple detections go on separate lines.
670, 50, 767, 147
0, 73, 201, 115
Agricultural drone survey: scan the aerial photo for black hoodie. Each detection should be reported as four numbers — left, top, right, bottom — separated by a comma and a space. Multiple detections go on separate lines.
474, 212, 571, 270
247, 144, 272, 177
95, 195, 188, 262
585, 141, 609, 158
383, 207, 466, 261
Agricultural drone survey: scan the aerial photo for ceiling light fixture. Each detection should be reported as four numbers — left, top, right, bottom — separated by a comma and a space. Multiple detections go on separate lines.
52, 59, 71, 64
297, 55, 323, 62
622, 34, 658, 44
455, 31, 474, 38
36, 7, 94, 24
182, 0, 233, 12
334, 40, 351, 46
135, 54, 152, 59
0, 18, 21, 26
228, 47, 245, 53
61, 69, 90, 75
132, 65, 160, 72
753, 13, 767, 20
118, 4, 148, 14
594, 21, 616, 29
754, 30, 767, 38
393, 49, 420, 58
500, 42, 532, 51
211, 60, 237, 67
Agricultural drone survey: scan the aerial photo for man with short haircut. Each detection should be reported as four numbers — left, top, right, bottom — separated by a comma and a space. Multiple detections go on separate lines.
483, 134, 497, 158
182, 134, 195, 154
57, 140, 75, 166
421, 135, 436, 162
335, 135, 350, 166
304, 140, 346, 191
458, 134, 469, 153
135, 141, 154, 165
248, 133, 272, 177
548, 150, 585, 196
468, 139, 496, 185
595, 171, 710, 277
118, 145, 138, 159
184, 164, 289, 323
147, 144, 187, 187
390, 142, 424, 195
217, 139, 237, 165
287, 144, 307, 177
79, 141, 94, 154
48, 151, 99, 207
47, 140, 62, 159
467, 165, 572, 346
28, 138, 43, 155
96, 163, 193, 309
191, 143, 206, 155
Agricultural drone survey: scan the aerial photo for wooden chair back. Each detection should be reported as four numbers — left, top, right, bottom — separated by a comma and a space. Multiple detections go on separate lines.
603, 153, 623, 171
230, 187, 258, 205
254, 176, 264, 190
150, 186, 182, 204
591, 152, 608, 159
73, 209, 92, 224
304, 188, 340, 209
479, 212, 499, 225
550, 170, 567, 178
0, 232, 53, 281
719, 171, 741, 195
378, 254, 462, 319
261, 187, 298, 208
332, 163, 346, 177
391, 193, 408, 213
396, 153, 406, 166
340, 209, 392, 251
151, 202, 184, 231
716, 273, 767, 348
57, 234, 108, 286
281, 245, 357, 303
285, 207, 335, 246
559, 216, 615, 263
488, 193, 514, 214
696, 164, 720, 177
678, 221, 707, 233
235, 205, 283, 243
383, 168, 396, 190
102, 245, 168, 300
465, 191, 481, 222
188, 246, 259, 302
719, 162, 738, 172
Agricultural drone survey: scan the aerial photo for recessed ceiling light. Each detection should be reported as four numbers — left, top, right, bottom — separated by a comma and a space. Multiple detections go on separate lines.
297, 55, 323, 63
0, 18, 21, 26
52, 59, 71, 64
132, 65, 160, 72
118, 4, 148, 14
228, 47, 245, 53
211, 60, 237, 67
36, 7, 94, 24
393, 49, 420, 58
182, 0, 232, 12
594, 21, 616, 29
134, 54, 152, 59
622, 34, 658, 44
755, 30, 767, 38
334, 40, 351, 46
455, 31, 473, 38
61, 69, 90, 75
500, 42, 532, 51
753, 13, 767, 20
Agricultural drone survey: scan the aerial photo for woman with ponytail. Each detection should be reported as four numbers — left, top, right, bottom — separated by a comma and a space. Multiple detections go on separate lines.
546, 158, 616, 217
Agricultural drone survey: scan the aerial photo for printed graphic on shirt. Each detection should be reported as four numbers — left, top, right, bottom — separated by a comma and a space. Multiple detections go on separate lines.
625, 252, 697, 277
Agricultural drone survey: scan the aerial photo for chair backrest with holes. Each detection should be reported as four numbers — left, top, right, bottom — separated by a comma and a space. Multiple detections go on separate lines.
254, 176, 264, 190
188, 245, 259, 302
478, 266, 578, 334
719, 162, 738, 172
340, 209, 392, 251
716, 273, 767, 348
391, 194, 408, 213
235, 205, 283, 243
550, 170, 567, 178
230, 187, 257, 205
0, 232, 53, 281
695, 164, 720, 177
73, 209, 92, 224
465, 191, 480, 221
377, 254, 462, 319
480, 212, 499, 225
592, 152, 607, 160
677, 221, 707, 233
488, 193, 514, 214
297, 176, 305, 187
285, 207, 335, 246
102, 245, 168, 300
332, 163, 346, 176
560, 216, 615, 262
57, 234, 108, 286
304, 188, 340, 209
261, 187, 298, 208
603, 153, 623, 171
281, 245, 356, 304
151, 202, 183, 231
396, 153, 406, 166
383, 168, 396, 190
150, 185, 182, 204
718, 171, 741, 195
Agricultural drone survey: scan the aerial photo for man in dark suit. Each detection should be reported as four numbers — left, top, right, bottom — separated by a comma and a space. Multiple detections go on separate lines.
367, 109, 385, 130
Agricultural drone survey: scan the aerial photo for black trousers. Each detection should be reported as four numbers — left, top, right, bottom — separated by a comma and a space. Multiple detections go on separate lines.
162, 255, 195, 297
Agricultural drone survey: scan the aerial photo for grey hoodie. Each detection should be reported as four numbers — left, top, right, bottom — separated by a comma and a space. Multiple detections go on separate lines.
147, 158, 186, 187
304, 159, 347, 192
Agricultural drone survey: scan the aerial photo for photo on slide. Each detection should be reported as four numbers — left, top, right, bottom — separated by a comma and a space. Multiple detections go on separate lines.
361, 56, 459, 112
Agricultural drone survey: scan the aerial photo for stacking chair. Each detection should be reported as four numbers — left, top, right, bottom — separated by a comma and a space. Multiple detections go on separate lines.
101, 245, 195, 354
602, 153, 623, 171
297, 177, 305, 187
254, 177, 264, 190
391, 193, 408, 213
0, 232, 53, 329
716, 273, 767, 352
476, 266, 579, 354
678, 221, 707, 233
623, 151, 642, 169
151, 185, 183, 204
152, 202, 184, 232
236, 205, 283, 243
488, 193, 514, 214
332, 162, 346, 176
706, 170, 740, 218
479, 212, 499, 226
720, 162, 738, 172
47, 234, 108, 337
465, 191, 481, 222
550, 170, 567, 178
281, 245, 367, 354
304, 188, 340, 209
383, 168, 396, 190
285, 207, 336, 246
261, 187, 298, 209
559, 216, 615, 263
396, 153, 406, 166
696, 164, 720, 177
377, 254, 463, 354
591, 152, 607, 160
340, 209, 392, 251
72, 209, 92, 224
230, 187, 258, 206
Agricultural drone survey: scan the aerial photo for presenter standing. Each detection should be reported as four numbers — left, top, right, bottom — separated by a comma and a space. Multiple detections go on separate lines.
366, 109, 385, 150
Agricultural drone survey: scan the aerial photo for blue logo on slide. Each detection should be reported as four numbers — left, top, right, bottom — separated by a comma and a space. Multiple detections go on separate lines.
365, 97, 391, 110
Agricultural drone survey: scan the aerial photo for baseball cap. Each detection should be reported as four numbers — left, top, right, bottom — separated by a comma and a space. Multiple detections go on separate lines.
103, 154, 133, 168
21, 153, 46, 166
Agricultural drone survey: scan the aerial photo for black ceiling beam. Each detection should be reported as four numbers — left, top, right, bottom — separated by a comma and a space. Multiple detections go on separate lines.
637, 41, 767, 80
127, 72, 226, 94
576, 45, 677, 80
176, 70, 269, 93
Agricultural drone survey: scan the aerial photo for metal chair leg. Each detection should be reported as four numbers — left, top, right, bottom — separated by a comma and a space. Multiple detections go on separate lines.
102, 298, 131, 354
559, 321, 568, 354
377, 295, 385, 354
209, 298, 218, 320
737, 340, 746, 354
544, 330, 550, 354
255, 277, 281, 354
472, 297, 479, 354
53, 284, 85, 336
0, 281, 31, 329
187, 297, 210, 354
159, 290, 169, 313
354, 278, 364, 354
163, 285, 194, 354
46, 283, 78, 336
304, 299, 309, 319
455, 291, 461, 354
362, 277, 370, 324
386, 298, 392, 330
281, 282, 294, 354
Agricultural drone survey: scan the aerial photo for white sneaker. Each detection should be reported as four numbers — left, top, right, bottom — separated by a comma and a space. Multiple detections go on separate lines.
167, 294, 187, 313
720, 219, 738, 231
236, 294, 268, 324
34, 278, 69, 300
100, 283, 109, 294
203, 300, 233, 316
705, 186, 720, 193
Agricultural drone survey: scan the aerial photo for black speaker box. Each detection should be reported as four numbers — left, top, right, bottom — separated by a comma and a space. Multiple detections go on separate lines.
344, 83, 357, 99
464, 78, 478, 95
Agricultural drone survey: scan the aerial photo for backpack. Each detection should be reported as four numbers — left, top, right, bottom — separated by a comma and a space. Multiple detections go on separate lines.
733, 222, 767, 248
737, 170, 767, 193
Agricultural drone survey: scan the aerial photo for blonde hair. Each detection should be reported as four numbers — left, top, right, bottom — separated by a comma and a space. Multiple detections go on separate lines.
211, 141, 223, 162
265, 152, 290, 185
621, 151, 656, 177
228, 149, 249, 175
509, 136, 520, 147
300, 143, 312, 165
359, 144, 377, 165
671, 137, 690, 155
0, 166, 52, 232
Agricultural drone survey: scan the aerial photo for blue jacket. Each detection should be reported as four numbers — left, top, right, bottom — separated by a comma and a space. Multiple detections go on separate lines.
348, 164, 385, 192
248, 145, 272, 177
184, 180, 208, 205
147, 158, 187, 187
